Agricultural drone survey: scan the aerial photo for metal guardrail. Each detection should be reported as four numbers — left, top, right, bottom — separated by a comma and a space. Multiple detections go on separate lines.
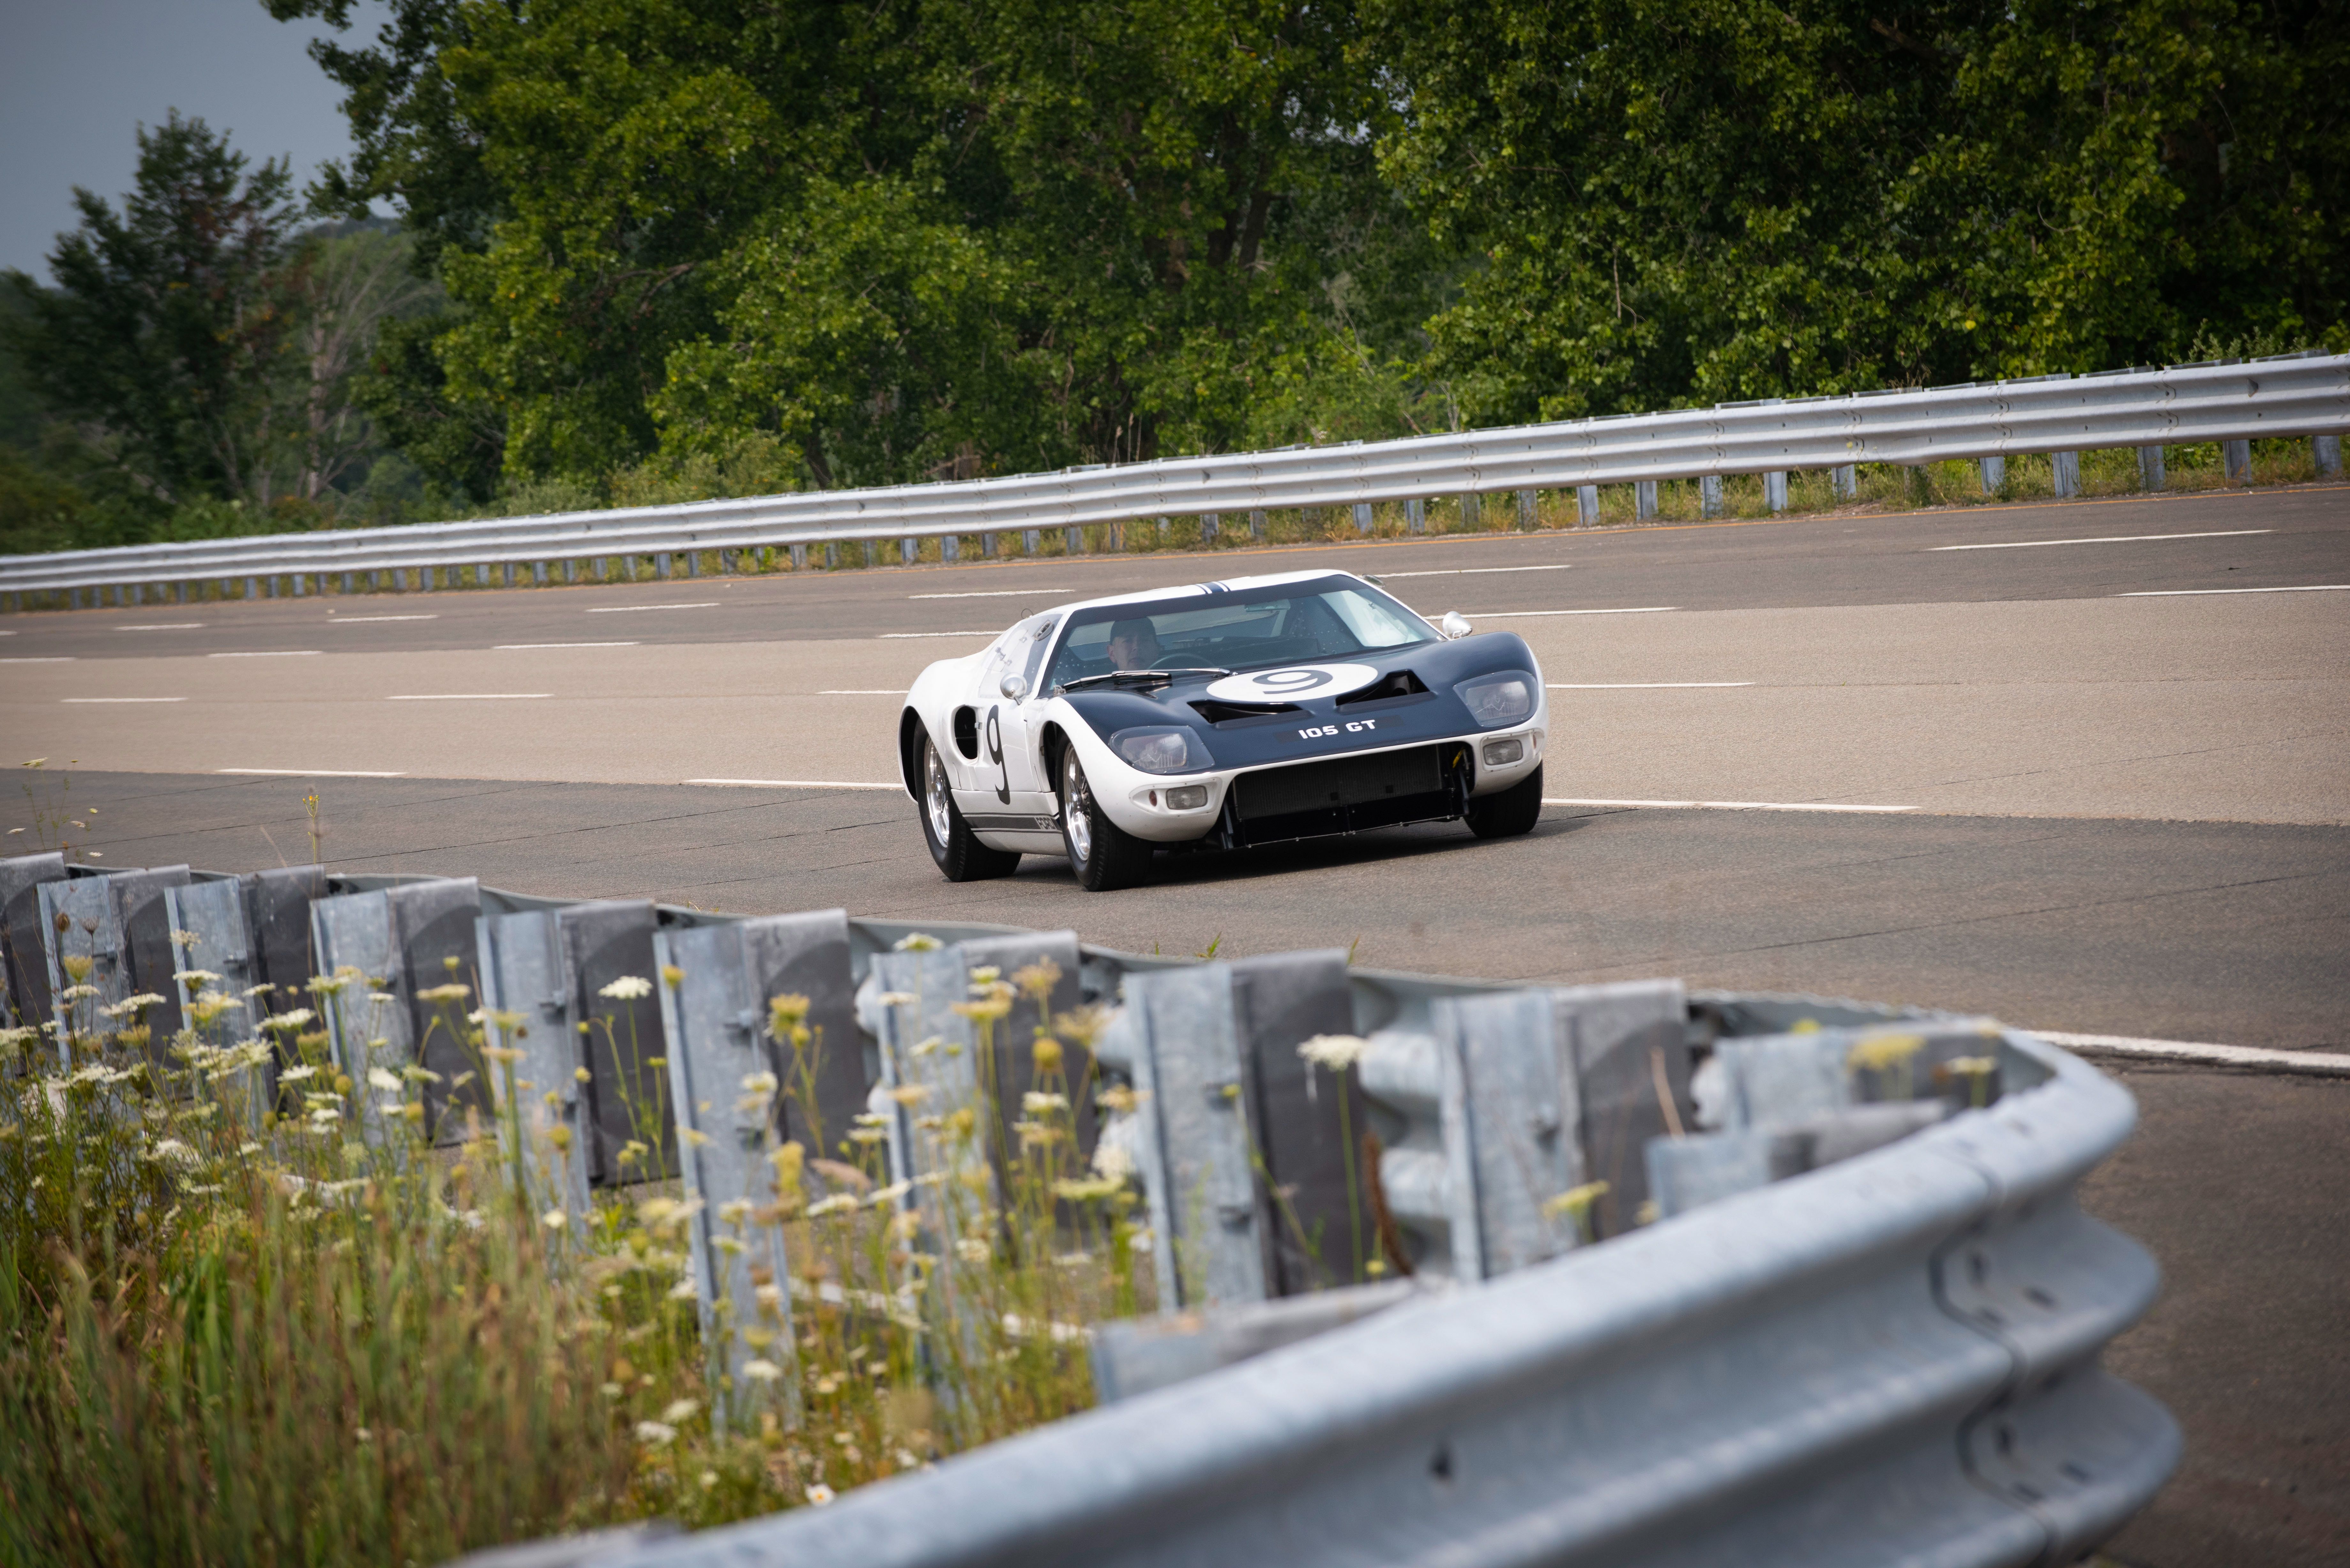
4, 850, 2179, 1566
3, 352, 2343, 601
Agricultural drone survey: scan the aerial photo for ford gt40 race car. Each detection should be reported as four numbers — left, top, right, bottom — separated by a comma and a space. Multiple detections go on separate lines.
897, 569, 1548, 890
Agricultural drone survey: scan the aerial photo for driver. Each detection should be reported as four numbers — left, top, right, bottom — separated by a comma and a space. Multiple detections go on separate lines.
1103, 617, 1162, 671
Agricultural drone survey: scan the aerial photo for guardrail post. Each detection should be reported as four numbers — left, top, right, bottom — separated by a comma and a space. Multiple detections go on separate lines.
2223, 439, 2251, 482
530, 561, 546, 586
1516, 489, 1536, 529
897, 538, 914, 565
1406, 499, 1425, 534
1576, 485, 1598, 525
1832, 464, 1856, 500
2052, 451, 2081, 498
1023, 529, 1041, 555
1459, 493, 1480, 530
1250, 509, 1267, 539
655, 551, 672, 578
1635, 481, 1657, 520
1764, 472, 1789, 512
2316, 435, 2342, 476
980, 532, 996, 558
2137, 446, 2165, 490
1978, 456, 2005, 494
1700, 477, 1723, 518
294, 574, 310, 597
243, 576, 259, 600
1353, 502, 1373, 534
1065, 525, 1084, 554
942, 536, 960, 563
1201, 512, 1219, 543
790, 544, 808, 570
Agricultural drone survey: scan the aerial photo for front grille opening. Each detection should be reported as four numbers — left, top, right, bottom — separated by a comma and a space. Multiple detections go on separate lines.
1336, 670, 1429, 708
1190, 698, 1305, 726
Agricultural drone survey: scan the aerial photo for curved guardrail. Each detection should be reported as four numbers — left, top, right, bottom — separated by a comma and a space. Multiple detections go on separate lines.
2, 351, 2343, 599
597, 1023, 2174, 1568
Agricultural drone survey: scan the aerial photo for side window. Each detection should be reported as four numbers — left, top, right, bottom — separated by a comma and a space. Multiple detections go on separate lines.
1021, 617, 1058, 693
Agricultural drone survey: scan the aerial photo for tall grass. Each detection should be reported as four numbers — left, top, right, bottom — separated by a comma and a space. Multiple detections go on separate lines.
0, 943, 1145, 1565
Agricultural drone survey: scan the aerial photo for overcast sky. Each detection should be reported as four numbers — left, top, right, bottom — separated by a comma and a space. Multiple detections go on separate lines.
1, 0, 394, 279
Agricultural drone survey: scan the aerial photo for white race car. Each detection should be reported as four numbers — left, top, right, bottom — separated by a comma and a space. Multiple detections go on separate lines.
897, 569, 1548, 890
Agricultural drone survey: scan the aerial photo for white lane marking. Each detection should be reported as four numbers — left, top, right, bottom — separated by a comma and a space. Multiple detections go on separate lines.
879, 630, 1001, 638
2118, 584, 2349, 596
209, 650, 320, 657
117, 622, 204, 631
909, 588, 1079, 599
1931, 529, 2271, 551
494, 641, 640, 650
2, 656, 73, 663
1470, 607, 1679, 618
384, 692, 551, 701
331, 614, 438, 622
821, 689, 906, 695
1380, 563, 1575, 578
585, 601, 719, 613
1543, 796, 1913, 813
1548, 682, 1753, 689
2031, 1030, 2350, 1077
63, 696, 185, 703
687, 777, 902, 791
217, 768, 406, 778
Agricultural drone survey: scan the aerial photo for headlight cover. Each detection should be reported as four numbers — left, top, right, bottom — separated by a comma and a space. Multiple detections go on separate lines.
1454, 671, 1537, 729
1110, 726, 1213, 775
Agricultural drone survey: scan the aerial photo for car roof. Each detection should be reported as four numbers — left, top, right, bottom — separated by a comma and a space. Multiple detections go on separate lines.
1041, 568, 1369, 621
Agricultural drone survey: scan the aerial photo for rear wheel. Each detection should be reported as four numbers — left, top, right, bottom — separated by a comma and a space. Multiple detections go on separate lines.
919, 735, 1021, 881
1059, 749, 1156, 891
1466, 763, 1544, 839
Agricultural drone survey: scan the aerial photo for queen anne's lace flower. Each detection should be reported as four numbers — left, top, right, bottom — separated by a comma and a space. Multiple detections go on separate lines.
1298, 1034, 1371, 1073
598, 975, 653, 1000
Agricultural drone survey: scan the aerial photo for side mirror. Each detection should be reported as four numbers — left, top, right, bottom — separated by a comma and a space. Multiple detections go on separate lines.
1439, 611, 1473, 640
999, 673, 1030, 700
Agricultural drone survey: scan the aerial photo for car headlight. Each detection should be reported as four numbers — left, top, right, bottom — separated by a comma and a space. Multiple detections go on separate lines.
1454, 672, 1536, 728
1110, 726, 1213, 774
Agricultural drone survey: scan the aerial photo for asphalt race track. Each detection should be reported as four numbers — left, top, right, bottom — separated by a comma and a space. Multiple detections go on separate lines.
7, 482, 2347, 1565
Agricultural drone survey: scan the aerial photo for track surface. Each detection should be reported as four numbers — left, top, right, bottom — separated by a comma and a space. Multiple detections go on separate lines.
7, 483, 2349, 1565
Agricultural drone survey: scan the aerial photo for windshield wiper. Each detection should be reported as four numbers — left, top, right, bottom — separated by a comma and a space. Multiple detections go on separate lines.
1058, 667, 1232, 693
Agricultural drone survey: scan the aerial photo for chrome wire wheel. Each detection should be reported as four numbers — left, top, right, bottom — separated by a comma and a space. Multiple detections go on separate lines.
1062, 750, 1094, 867
924, 739, 954, 845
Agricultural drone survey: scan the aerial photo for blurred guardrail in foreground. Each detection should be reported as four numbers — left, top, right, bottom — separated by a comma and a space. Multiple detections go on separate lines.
2, 352, 2342, 608
3, 851, 2179, 1566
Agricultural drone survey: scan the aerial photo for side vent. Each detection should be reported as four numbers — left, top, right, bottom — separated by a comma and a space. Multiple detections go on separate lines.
951, 707, 981, 759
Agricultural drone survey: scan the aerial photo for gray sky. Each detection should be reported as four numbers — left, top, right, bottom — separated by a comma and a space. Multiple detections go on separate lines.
1, 0, 394, 279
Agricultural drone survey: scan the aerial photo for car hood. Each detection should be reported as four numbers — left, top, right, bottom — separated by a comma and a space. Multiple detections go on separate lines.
1058, 631, 1542, 770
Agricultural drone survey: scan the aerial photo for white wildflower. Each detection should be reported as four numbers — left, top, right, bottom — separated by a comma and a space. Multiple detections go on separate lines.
1021, 1090, 1068, 1114
598, 975, 653, 1000
278, 1064, 317, 1083
1091, 1141, 1137, 1183
102, 993, 166, 1019
955, 1237, 992, 1263
261, 1008, 315, 1031
716, 1197, 755, 1226
804, 1194, 858, 1218
147, 1138, 199, 1166
668, 1279, 698, 1301
634, 1421, 678, 1446
178, 970, 223, 990
804, 1483, 835, 1505
58, 984, 99, 1002
1298, 1034, 1370, 1073
876, 991, 917, 1008
661, 1398, 700, 1424
367, 1067, 402, 1092
541, 1209, 567, 1230
743, 1358, 783, 1383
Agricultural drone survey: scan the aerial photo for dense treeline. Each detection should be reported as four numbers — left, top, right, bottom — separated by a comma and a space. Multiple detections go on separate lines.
4, 0, 2342, 552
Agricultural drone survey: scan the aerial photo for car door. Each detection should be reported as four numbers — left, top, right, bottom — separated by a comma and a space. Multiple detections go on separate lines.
958, 614, 1058, 821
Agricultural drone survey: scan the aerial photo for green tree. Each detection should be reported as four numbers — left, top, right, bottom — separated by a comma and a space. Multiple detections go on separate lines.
2, 111, 299, 507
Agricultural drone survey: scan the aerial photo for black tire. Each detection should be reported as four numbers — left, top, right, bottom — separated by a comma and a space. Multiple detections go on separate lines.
1466, 762, 1545, 839
1058, 748, 1156, 891
918, 734, 1021, 881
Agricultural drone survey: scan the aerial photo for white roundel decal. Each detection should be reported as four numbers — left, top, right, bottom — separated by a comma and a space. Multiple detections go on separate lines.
1203, 663, 1380, 703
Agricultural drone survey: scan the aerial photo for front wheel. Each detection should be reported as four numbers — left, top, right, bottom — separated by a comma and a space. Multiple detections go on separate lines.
1465, 762, 1544, 839
919, 735, 1021, 881
1059, 749, 1156, 891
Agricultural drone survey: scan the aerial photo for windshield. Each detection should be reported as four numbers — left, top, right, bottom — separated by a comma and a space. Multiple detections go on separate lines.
1046, 577, 1437, 690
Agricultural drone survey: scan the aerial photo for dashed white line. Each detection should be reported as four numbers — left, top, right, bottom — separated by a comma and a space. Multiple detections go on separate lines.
909, 588, 1079, 599
1543, 796, 1913, 813
2030, 1030, 2350, 1077
1930, 529, 2271, 551
116, 622, 204, 631
879, 630, 1001, 638
1380, 563, 1575, 578
62, 696, 184, 703
1470, 607, 1679, 619
384, 692, 550, 701
2117, 584, 2349, 597
330, 614, 438, 622
495, 641, 640, 650
217, 768, 406, 778
1, 656, 73, 663
1547, 682, 1753, 689
209, 650, 320, 657
585, 601, 719, 613
821, 689, 906, 695
687, 777, 901, 791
